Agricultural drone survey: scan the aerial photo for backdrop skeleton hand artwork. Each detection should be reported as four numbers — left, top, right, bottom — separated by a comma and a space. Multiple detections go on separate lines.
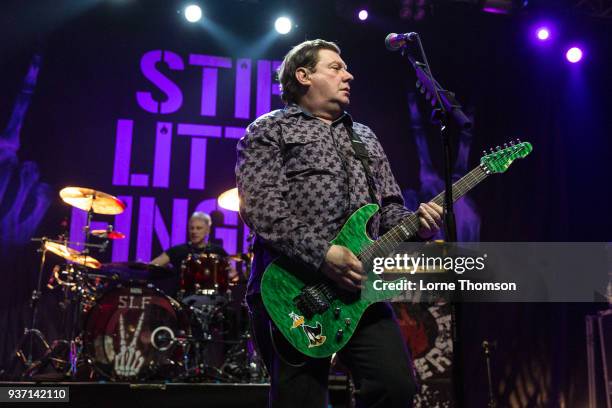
0, 53, 51, 245
402, 91, 481, 242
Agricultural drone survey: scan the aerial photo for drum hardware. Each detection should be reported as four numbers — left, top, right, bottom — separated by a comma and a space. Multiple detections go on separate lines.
41, 238, 103, 269
183, 297, 227, 338
16, 185, 269, 382
14, 237, 56, 376
91, 226, 126, 240
220, 329, 268, 383
56, 188, 125, 378
14, 238, 97, 379
15, 186, 125, 379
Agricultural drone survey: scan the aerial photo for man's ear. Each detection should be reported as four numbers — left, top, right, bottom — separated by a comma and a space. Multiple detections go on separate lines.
295, 67, 310, 86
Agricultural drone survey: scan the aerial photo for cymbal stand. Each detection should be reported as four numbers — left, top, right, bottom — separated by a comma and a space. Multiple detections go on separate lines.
15, 238, 52, 377
67, 207, 96, 377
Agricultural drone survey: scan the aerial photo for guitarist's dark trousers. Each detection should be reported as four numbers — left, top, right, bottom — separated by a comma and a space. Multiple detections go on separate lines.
247, 294, 418, 407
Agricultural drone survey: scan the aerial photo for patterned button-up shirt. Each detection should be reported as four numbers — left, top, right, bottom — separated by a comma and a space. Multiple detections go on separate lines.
235, 104, 415, 294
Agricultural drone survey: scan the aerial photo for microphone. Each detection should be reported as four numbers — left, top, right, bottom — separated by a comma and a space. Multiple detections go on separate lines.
385, 32, 418, 51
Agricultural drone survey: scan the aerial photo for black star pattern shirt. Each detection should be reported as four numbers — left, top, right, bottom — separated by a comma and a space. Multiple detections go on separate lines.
235, 104, 415, 295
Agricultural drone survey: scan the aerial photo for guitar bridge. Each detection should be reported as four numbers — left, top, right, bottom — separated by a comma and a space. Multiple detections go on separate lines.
294, 284, 334, 318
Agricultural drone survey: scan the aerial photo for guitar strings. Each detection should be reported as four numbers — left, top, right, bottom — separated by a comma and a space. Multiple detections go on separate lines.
356, 146, 522, 264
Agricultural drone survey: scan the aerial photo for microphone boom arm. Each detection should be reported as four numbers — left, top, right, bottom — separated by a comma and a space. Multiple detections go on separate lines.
406, 55, 472, 130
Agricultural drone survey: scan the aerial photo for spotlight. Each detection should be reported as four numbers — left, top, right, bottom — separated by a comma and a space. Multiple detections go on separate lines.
565, 47, 583, 63
184, 4, 202, 23
274, 17, 292, 34
536, 27, 550, 41
358, 9, 369, 21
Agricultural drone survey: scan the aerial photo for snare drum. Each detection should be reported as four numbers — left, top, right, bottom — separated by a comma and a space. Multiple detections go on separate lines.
180, 253, 230, 295
82, 284, 192, 380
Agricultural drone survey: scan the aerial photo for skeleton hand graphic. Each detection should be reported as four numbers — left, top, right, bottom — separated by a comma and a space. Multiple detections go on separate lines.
114, 313, 145, 378
0, 53, 52, 245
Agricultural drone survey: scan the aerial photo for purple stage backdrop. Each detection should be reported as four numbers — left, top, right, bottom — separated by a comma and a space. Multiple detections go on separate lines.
68, 50, 286, 262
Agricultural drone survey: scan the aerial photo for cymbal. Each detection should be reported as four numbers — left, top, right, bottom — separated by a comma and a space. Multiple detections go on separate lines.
44, 241, 101, 269
228, 252, 253, 263
217, 187, 239, 212
91, 229, 126, 240
59, 187, 126, 215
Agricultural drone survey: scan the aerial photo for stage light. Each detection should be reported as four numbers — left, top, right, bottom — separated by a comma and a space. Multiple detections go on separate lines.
274, 17, 292, 34
358, 9, 369, 21
536, 27, 550, 41
565, 47, 583, 63
184, 4, 202, 23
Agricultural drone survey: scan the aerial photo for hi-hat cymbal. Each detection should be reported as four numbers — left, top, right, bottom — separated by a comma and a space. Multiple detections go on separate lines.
91, 229, 126, 240
59, 186, 126, 215
44, 241, 101, 269
217, 187, 239, 212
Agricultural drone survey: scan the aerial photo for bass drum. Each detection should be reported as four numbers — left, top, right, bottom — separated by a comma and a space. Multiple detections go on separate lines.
82, 283, 192, 380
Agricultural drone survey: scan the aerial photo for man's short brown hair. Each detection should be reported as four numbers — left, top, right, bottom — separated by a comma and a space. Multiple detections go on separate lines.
277, 39, 341, 104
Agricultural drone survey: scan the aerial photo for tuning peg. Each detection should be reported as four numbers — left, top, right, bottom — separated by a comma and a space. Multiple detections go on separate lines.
510, 140, 515, 146
482, 150, 487, 155
503, 143, 508, 148
516, 138, 521, 143
496, 146, 501, 151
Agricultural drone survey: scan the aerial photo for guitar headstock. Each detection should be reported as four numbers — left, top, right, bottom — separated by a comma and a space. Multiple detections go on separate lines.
480, 140, 533, 174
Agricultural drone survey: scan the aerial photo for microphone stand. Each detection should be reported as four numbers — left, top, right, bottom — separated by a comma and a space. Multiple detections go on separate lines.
397, 35, 472, 407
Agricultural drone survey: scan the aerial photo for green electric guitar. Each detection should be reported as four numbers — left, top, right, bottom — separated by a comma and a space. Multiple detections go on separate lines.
260, 141, 533, 358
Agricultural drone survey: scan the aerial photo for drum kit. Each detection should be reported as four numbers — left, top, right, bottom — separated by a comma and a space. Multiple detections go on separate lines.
15, 186, 266, 383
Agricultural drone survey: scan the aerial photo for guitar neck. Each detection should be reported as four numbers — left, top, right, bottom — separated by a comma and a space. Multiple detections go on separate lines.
359, 164, 489, 262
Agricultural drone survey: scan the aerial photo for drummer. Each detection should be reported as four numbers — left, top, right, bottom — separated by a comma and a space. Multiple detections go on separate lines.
151, 211, 228, 274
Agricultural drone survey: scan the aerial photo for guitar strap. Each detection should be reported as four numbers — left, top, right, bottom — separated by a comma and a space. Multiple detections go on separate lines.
345, 124, 379, 205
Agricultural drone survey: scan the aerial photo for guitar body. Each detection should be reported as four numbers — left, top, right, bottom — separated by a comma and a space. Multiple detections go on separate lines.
260, 204, 402, 358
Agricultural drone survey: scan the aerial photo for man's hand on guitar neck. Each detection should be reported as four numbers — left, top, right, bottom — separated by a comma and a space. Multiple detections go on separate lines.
416, 202, 443, 240
321, 245, 365, 292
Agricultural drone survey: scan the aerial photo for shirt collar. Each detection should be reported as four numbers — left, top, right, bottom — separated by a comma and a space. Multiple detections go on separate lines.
283, 103, 353, 127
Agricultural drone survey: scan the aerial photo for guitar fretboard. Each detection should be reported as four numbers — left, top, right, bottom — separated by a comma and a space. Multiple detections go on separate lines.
358, 164, 489, 264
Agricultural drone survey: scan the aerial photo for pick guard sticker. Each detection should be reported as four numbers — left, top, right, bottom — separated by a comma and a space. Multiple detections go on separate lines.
289, 312, 326, 348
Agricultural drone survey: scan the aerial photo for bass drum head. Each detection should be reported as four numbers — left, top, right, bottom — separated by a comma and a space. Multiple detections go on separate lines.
82, 284, 190, 380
